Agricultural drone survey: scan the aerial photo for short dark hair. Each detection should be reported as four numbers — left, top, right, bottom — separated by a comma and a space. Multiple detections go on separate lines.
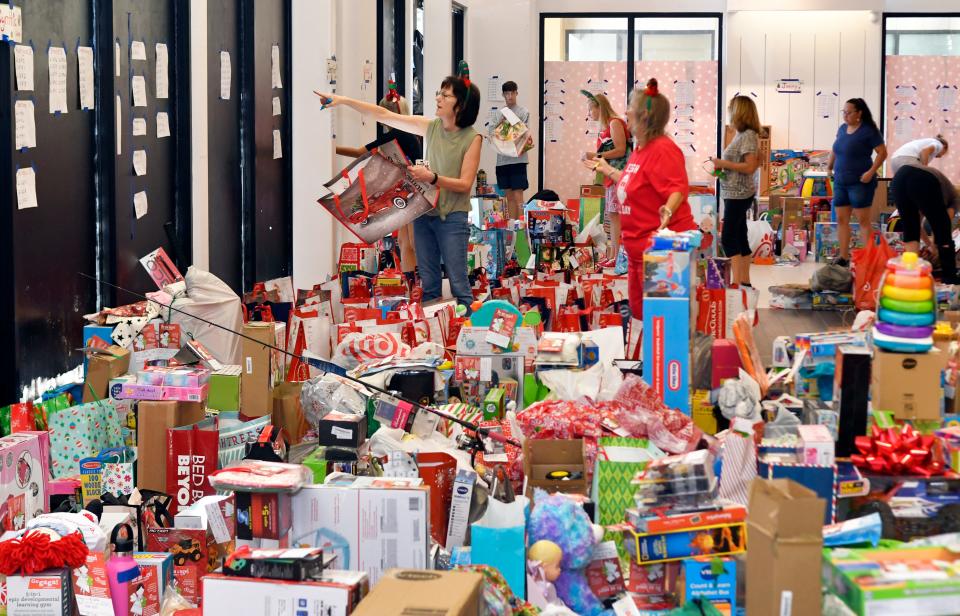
502, 81, 518, 93
440, 75, 481, 128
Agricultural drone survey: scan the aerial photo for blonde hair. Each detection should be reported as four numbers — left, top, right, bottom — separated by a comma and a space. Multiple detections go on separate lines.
590, 93, 620, 128
528, 540, 562, 565
630, 79, 670, 143
379, 95, 410, 116
729, 95, 760, 134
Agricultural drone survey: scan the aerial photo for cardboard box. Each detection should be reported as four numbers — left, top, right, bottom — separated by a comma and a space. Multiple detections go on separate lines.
643, 297, 692, 414
797, 425, 835, 466
271, 382, 306, 445
317, 411, 366, 449
202, 571, 369, 616
522, 439, 587, 496
137, 401, 206, 492
131, 553, 174, 616
208, 365, 242, 412
351, 569, 483, 616
289, 481, 430, 585
0, 432, 50, 532
235, 491, 292, 540
823, 546, 960, 616
82, 345, 131, 402
7, 568, 73, 616
871, 349, 944, 422
241, 322, 279, 417
746, 479, 824, 616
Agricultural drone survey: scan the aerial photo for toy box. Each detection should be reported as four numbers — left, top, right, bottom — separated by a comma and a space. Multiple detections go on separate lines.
0, 431, 50, 532
815, 222, 864, 263
622, 522, 746, 565
7, 568, 73, 616
643, 250, 694, 299
823, 546, 960, 616
682, 557, 736, 615
235, 491, 292, 540
146, 527, 216, 604
131, 553, 175, 616
643, 297, 692, 414
203, 570, 369, 616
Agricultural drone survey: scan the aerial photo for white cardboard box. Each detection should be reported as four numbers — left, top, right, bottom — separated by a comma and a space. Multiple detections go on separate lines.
290, 481, 429, 584
797, 424, 836, 466
201, 572, 366, 616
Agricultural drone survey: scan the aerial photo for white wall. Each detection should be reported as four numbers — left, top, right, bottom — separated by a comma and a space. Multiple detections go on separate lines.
291, 0, 337, 287
727, 10, 882, 151
190, 2, 209, 271
464, 0, 540, 195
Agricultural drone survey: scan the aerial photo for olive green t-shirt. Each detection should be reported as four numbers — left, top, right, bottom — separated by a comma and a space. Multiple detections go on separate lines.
424, 118, 479, 219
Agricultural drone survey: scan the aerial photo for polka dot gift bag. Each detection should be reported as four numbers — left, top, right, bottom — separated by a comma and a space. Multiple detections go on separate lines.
47, 398, 125, 479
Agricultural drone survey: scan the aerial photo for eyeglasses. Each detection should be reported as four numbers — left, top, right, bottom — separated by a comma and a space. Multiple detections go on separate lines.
435, 91, 455, 99
841, 109, 858, 116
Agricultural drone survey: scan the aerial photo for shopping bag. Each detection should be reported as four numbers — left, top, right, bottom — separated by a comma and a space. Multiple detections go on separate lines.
166, 422, 219, 514
48, 400, 126, 479
592, 437, 663, 564
317, 139, 439, 244
415, 452, 458, 546
717, 424, 758, 508
470, 496, 529, 600
853, 232, 895, 311
216, 412, 271, 468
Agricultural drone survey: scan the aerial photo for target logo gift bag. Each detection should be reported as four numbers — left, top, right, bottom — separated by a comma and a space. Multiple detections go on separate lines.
318, 140, 439, 244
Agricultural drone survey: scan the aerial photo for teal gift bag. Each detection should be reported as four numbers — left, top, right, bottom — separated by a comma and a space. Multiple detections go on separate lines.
48, 399, 125, 479
470, 495, 529, 600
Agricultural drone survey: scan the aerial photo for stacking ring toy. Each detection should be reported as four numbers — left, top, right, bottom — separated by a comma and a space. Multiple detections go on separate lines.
881, 284, 933, 302
873, 329, 934, 353
884, 273, 932, 290
877, 308, 935, 327
875, 322, 935, 339
886, 259, 932, 277
880, 296, 935, 314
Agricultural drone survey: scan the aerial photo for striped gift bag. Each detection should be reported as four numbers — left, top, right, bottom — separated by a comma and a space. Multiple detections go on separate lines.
718, 430, 757, 507
437, 402, 482, 438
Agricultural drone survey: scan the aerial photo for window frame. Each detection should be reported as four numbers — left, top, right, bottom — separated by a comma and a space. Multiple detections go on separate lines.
635, 29, 716, 61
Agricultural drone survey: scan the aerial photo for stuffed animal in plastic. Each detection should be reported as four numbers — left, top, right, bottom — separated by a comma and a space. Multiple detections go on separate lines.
527, 490, 612, 616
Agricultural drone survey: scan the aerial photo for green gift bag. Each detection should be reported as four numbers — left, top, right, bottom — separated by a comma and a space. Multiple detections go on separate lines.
592, 436, 665, 564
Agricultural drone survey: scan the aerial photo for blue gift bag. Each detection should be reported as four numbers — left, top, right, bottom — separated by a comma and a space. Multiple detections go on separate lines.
470, 496, 528, 599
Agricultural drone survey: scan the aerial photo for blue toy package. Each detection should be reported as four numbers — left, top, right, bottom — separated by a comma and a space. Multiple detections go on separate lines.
823, 513, 882, 547
643, 250, 693, 299
643, 297, 692, 414
682, 557, 737, 612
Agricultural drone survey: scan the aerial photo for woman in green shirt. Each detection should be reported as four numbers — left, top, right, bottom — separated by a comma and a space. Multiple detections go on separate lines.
316, 75, 482, 311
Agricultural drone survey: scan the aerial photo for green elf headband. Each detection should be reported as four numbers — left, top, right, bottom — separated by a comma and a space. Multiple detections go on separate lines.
458, 60, 472, 105
580, 89, 598, 104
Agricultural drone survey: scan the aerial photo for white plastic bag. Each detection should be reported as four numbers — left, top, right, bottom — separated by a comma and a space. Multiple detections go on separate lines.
746, 218, 774, 253
166, 266, 243, 365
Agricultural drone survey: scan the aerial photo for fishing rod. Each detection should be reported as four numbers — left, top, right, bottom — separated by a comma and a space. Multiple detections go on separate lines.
79, 272, 522, 449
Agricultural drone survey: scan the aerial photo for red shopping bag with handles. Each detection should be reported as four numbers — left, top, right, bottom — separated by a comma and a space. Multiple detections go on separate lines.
853, 232, 895, 311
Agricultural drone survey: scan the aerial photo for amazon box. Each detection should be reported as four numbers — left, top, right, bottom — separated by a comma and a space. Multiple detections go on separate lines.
240, 322, 278, 417
523, 438, 587, 497
352, 569, 482, 616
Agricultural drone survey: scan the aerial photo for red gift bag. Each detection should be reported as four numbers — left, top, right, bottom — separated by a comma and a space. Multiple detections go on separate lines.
166, 422, 218, 515
853, 232, 895, 312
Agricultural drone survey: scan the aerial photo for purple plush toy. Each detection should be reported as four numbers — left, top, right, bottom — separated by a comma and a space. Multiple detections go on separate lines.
528, 490, 612, 616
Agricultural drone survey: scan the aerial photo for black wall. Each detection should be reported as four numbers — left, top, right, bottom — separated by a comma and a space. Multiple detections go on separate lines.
207, 0, 242, 292
0, 1, 98, 403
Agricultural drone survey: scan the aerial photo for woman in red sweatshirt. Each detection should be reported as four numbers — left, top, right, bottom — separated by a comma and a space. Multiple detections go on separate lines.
586, 79, 697, 318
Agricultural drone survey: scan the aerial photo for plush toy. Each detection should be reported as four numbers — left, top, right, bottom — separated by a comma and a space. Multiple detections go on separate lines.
527, 490, 611, 616
0, 510, 106, 575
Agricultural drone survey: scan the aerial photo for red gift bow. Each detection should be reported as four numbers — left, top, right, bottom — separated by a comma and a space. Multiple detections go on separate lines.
851, 423, 946, 477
